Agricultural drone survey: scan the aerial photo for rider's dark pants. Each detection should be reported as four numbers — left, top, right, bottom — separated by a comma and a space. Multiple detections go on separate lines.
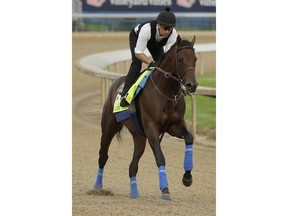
121, 30, 164, 97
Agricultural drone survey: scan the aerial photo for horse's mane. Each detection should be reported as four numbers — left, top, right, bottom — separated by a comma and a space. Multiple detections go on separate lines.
158, 39, 193, 64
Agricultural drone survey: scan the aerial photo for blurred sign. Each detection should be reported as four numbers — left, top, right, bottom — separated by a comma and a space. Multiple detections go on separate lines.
82, 0, 216, 13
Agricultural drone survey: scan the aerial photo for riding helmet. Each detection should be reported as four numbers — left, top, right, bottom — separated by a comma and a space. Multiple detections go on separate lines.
156, 7, 176, 27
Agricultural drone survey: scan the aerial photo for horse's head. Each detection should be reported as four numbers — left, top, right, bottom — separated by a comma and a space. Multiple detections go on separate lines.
175, 35, 198, 95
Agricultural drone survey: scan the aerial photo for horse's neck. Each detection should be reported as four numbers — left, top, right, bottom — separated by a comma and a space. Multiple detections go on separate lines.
155, 56, 179, 93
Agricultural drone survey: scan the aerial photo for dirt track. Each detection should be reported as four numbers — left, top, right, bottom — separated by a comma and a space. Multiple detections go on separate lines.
72, 32, 216, 216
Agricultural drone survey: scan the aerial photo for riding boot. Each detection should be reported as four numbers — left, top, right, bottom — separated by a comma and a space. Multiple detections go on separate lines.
120, 79, 130, 106
120, 62, 141, 107
120, 78, 134, 107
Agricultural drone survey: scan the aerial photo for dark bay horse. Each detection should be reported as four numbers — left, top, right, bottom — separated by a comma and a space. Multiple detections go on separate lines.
94, 35, 198, 200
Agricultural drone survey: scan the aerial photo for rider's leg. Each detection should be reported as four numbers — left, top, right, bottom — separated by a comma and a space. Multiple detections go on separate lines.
120, 59, 142, 106
120, 30, 142, 107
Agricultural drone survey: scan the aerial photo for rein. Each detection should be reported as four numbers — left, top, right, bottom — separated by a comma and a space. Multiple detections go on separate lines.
155, 66, 181, 82
155, 66, 195, 84
150, 73, 183, 103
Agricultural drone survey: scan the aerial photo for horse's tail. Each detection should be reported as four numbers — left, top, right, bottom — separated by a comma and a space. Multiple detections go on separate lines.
104, 76, 126, 144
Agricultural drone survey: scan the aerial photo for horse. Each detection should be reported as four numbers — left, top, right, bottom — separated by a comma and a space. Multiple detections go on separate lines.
93, 35, 198, 201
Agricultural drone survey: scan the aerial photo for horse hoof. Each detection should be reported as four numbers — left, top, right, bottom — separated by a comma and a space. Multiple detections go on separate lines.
130, 185, 139, 199
93, 185, 102, 190
182, 172, 193, 187
162, 193, 171, 201
161, 188, 172, 201
130, 192, 139, 199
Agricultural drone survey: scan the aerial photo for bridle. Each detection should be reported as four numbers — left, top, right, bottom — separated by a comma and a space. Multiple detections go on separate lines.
156, 46, 195, 82
151, 44, 196, 102
175, 46, 195, 77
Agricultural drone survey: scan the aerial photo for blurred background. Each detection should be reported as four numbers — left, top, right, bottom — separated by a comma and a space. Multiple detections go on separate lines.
72, 0, 216, 32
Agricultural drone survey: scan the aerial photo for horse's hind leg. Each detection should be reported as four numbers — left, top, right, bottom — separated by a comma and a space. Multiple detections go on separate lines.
128, 133, 146, 198
94, 115, 123, 190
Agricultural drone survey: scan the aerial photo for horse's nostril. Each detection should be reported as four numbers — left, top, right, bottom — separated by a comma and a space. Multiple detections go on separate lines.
186, 83, 196, 89
185, 82, 198, 92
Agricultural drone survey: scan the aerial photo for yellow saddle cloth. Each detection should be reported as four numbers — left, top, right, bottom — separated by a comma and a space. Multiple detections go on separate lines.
113, 67, 154, 113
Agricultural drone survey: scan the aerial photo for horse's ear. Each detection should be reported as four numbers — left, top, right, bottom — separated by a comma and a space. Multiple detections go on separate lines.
177, 35, 182, 46
191, 35, 196, 47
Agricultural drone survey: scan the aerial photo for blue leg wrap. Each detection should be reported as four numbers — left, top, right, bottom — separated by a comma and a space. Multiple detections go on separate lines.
159, 166, 169, 191
94, 168, 103, 189
130, 176, 139, 198
184, 144, 194, 171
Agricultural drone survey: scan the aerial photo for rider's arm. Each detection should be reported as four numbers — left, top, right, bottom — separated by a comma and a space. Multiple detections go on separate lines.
134, 24, 153, 65
135, 53, 153, 65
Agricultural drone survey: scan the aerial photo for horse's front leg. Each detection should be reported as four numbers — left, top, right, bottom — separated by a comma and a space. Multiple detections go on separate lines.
182, 128, 194, 187
146, 128, 171, 201
167, 122, 194, 187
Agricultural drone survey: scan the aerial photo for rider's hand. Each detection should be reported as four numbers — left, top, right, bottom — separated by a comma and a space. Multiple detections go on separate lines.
148, 61, 159, 68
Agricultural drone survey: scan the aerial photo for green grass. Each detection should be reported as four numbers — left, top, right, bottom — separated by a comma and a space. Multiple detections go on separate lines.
197, 75, 216, 88
184, 75, 216, 130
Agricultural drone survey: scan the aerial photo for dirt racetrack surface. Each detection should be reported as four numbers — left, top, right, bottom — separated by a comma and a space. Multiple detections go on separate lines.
72, 32, 216, 216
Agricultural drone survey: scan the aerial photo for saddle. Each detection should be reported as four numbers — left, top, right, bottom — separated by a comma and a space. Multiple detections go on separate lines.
112, 67, 155, 136
113, 67, 154, 114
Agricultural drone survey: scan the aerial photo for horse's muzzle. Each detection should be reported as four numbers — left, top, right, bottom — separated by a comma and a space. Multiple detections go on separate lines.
185, 82, 198, 94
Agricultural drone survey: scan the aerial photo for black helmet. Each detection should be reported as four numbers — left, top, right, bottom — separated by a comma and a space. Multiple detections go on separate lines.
156, 7, 176, 27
